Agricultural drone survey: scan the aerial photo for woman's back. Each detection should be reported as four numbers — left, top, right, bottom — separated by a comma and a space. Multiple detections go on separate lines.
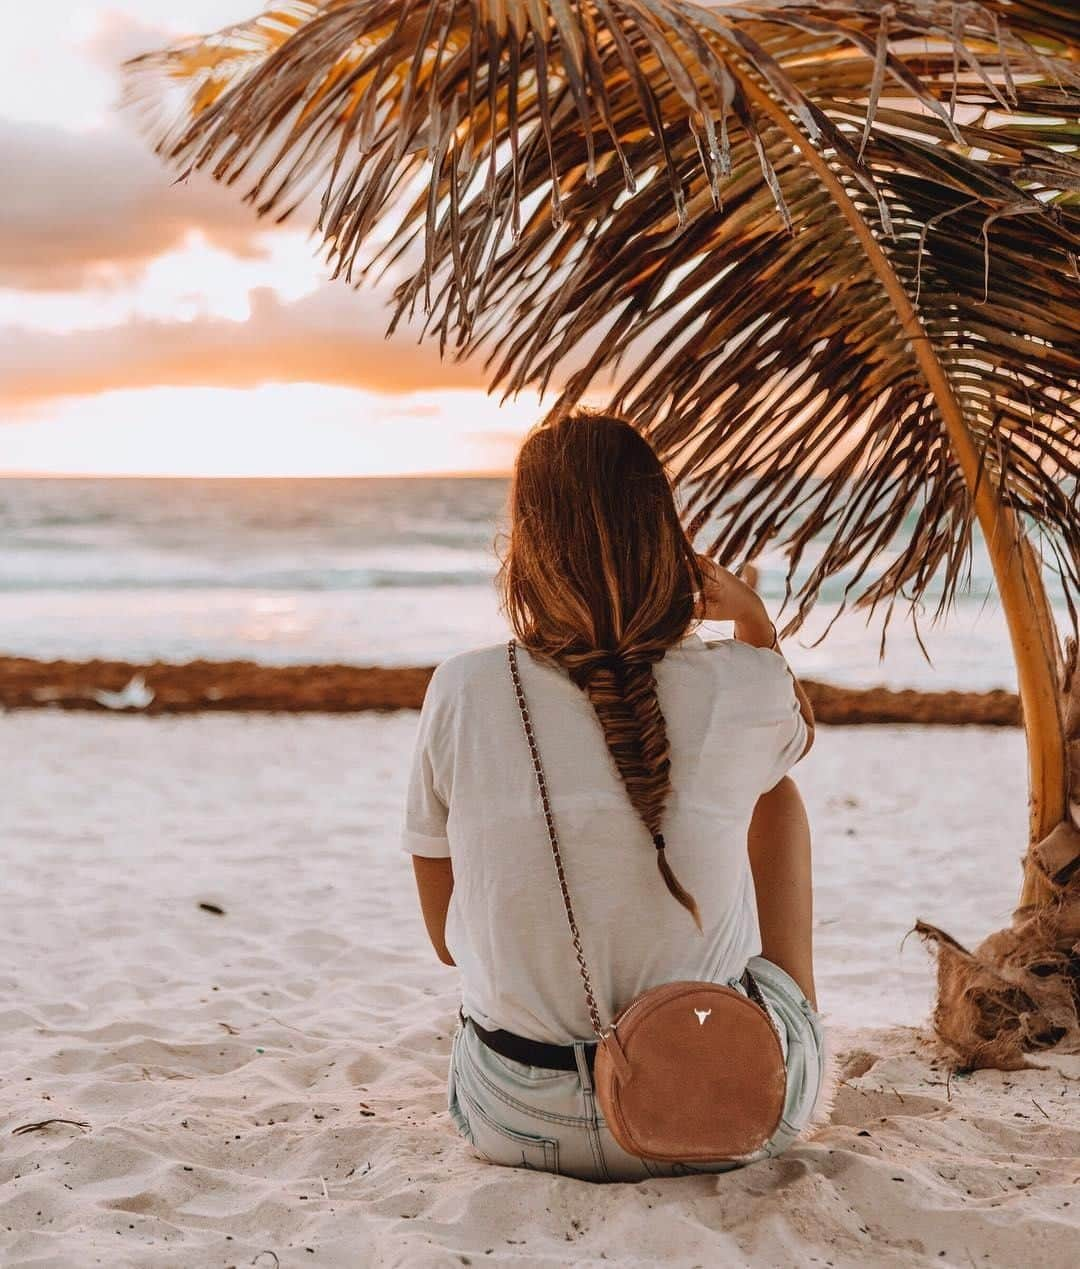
403, 629, 807, 1042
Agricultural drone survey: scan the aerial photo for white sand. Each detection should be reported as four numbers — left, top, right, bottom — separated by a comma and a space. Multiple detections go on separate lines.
2, 713, 1078, 1267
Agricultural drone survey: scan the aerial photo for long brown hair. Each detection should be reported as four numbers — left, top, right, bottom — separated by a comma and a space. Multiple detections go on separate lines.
498, 410, 705, 929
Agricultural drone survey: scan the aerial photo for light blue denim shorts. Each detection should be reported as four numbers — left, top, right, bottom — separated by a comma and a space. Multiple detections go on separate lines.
447, 955, 826, 1182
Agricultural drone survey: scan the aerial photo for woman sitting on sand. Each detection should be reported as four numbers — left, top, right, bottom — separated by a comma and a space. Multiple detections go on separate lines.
403, 411, 824, 1181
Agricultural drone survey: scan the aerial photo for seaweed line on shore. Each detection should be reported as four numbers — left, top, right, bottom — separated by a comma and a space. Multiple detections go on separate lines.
0, 656, 1021, 725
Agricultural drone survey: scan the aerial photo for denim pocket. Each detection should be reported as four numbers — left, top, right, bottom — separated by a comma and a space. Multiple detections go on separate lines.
460, 1088, 560, 1174
447, 1028, 473, 1143
750, 956, 807, 1005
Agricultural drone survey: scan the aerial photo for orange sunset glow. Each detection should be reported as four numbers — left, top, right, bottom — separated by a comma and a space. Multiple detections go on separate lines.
0, 1, 545, 477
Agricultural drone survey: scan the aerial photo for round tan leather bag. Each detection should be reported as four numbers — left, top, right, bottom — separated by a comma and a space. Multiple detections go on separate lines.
508, 639, 788, 1164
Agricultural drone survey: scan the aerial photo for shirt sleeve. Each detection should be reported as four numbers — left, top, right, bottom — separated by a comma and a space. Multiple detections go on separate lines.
756, 646, 810, 793
401, 671, 451, 858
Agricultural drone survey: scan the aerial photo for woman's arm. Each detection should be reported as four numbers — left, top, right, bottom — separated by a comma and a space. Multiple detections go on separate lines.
747, 777, 817, 1008
695, 558, 818, 1002
695, 556, 815, 756
412, 856, 456, 966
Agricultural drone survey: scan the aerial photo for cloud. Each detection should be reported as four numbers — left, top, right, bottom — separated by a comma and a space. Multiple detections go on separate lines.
0, 118, 286, 291
0, 284, 494, 410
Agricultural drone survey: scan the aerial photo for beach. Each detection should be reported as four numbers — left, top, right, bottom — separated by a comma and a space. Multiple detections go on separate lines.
4, 0, 1079, 1261
3, 711, 1078, 1267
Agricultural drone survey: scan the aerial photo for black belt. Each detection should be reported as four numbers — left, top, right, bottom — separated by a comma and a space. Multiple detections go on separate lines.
461, 969, 762, 1075
461, 1006, 596, 1073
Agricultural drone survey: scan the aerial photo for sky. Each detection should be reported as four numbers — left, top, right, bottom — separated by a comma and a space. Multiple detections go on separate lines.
0, 2, 546, 476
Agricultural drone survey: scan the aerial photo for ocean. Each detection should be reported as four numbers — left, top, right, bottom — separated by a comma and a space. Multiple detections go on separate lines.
0, 476, 1067, 691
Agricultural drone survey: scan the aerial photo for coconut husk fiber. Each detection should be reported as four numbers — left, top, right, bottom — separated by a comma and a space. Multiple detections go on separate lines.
917, 639, 1080, 1071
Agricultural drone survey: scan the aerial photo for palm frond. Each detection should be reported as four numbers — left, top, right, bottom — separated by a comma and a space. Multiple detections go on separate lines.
980, 1, 1079, 51
126, 0, 1080, 637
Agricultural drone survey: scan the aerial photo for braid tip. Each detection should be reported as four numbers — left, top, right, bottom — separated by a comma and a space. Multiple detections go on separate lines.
655, 842, 703, 933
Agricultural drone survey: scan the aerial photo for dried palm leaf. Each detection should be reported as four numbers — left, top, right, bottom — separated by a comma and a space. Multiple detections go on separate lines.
980, 0, 1079, 52
126, 0, 1080, 641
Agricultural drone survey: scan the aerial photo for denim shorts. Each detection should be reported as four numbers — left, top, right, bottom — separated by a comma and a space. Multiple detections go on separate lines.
447, 955, 826, 1182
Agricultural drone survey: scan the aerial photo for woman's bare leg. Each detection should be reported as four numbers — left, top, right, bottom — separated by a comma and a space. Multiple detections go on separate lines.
747, 777, 817, 1009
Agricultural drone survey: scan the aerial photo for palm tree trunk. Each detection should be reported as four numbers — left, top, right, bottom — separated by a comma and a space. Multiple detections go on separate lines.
989, 520, 1067, 907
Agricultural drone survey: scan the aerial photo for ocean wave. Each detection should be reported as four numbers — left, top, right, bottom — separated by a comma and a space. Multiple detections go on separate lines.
0, 566, 497, 592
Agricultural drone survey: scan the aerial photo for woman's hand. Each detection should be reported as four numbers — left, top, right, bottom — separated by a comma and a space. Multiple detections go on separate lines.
694, 555, 776, 649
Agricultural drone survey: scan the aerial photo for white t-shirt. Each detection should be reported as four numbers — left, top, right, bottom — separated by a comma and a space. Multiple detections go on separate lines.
402, 630, 809, 1043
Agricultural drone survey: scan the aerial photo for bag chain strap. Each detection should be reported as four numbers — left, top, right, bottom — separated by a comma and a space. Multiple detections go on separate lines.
507, 639, 606, 1041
